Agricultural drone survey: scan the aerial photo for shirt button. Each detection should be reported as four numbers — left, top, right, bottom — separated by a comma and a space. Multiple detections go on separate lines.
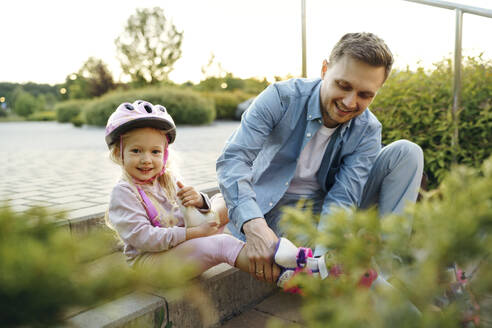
308, 115, 312, 119
269, 202, 273, 207
306, 133, 311, 137
285, 182, 289, 186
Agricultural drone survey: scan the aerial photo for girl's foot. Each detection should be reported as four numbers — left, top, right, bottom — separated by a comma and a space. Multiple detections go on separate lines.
273, 237, 378, 293
273, 238, 320, 292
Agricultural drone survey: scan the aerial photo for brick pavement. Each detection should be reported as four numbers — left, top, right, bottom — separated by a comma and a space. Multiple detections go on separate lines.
0, 121, 240, 221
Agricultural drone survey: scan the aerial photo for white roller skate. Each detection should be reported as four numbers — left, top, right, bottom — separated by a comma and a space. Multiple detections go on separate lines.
178, 198, 219, 228
274, 237, 326, 292
273, 238, 378, 293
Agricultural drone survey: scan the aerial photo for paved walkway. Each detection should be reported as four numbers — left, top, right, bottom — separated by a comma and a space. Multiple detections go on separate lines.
0, 121, 240, 220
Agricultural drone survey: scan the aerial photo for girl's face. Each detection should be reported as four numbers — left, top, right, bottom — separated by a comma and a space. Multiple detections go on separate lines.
122, 127, 166, 182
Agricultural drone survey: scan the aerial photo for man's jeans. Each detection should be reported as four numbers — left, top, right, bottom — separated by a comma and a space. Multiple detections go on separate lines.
264, 139, 424, 242
265, 139, 423, 314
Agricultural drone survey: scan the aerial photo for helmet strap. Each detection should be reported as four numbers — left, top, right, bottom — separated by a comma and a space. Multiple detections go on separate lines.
120, 135, 124, 163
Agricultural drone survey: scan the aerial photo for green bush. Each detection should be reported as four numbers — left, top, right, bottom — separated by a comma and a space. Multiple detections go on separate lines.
13, 91, 41, 117
0, 205, 199, 326
203, 91, 253, 120
71, 113, 84, 127
0, 113, 25, 122
84, 87, 215, 126
194, 73, 269, 94
372, 55, 491, 188
278, 156, 492, 327
55, 99, 87, 123
26, 111, 56, 121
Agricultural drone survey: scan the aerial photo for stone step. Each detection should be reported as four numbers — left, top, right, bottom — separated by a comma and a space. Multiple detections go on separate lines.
66, 257, 276, 328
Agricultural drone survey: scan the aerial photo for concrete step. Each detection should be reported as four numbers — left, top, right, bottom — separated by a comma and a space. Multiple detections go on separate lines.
66, 257, 276, 328
220, 291, 304, 327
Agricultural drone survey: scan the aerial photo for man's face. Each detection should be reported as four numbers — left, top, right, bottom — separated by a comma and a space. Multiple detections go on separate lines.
319, 55, 386, 128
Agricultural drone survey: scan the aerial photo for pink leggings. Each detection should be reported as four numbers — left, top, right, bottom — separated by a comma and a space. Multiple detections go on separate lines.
136, 234, 245, 273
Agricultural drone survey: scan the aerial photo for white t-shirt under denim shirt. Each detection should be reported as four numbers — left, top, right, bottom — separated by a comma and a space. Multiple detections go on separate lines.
286, 125, 337, 195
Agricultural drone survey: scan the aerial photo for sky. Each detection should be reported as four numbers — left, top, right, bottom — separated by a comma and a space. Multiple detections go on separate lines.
1, 0, 491, 85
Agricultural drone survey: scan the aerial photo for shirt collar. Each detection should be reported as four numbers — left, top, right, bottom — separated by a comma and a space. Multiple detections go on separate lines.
306, 80, 323, 121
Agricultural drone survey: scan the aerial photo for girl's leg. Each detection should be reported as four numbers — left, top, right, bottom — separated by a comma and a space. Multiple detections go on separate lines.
233, 245, 250, 272
209, 193, 266, 274
137, 234, 246, 276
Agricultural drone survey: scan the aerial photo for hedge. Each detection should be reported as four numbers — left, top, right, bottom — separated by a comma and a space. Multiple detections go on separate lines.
372, 55, 491, 188
202, 91, 254, 120
55, 99, 88, 123
84, 87, 215, 126
26, 111, 56, 121
279, 155, 492, 327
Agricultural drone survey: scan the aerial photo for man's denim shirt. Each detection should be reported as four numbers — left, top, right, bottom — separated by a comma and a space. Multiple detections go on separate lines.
216, 78, 382, 234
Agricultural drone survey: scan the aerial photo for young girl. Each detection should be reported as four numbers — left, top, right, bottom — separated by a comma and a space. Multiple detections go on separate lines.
105, 100, 250, 275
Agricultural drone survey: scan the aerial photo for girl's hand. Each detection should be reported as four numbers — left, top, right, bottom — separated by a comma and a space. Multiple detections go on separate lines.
177, 181, 205, 208
186, 221, 218, 240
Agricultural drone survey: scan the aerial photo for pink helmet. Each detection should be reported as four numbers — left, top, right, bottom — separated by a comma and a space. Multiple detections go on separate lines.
105, 100, 176, 148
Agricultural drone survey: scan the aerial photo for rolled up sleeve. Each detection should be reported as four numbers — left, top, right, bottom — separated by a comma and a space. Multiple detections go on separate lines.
216, 84, 284, 231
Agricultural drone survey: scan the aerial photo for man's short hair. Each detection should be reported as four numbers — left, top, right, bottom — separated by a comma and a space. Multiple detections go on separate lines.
330, 32, 394, 81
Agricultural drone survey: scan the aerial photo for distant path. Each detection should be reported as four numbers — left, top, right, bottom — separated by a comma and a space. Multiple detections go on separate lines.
0, 121, 240, 218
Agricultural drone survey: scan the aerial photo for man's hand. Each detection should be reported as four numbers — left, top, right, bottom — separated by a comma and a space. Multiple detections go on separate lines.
177, 181, 205, 208
243, 218, 281, 283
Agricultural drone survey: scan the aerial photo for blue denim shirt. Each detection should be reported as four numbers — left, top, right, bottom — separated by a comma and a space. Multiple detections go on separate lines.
216, 78, 382, 234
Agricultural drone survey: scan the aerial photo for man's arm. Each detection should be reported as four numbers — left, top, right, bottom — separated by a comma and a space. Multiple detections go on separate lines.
216, 84, 285, 282
216, 84, 285, 231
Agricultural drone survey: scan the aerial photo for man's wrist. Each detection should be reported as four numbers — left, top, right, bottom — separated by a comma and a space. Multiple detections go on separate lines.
242, 217, 265, 234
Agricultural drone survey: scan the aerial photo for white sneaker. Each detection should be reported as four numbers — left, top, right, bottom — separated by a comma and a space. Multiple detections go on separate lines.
178, 199, 218, 228
274, 237, 320, 289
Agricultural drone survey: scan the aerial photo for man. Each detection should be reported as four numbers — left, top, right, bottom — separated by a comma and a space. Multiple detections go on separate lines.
216, 32, 424, 284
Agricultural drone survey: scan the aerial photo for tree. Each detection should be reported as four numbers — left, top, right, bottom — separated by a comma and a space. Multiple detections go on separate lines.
115, 7, 183, 85
197, 53, 268, 93
79, 57, 115, 97
0, 83, 60, 109
64, 57, 115, 99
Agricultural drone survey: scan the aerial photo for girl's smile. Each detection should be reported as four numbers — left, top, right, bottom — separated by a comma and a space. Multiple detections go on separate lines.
122, 127, 167, 182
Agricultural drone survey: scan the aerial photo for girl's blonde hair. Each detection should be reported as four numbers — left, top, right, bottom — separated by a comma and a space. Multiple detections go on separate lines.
105, 127, 180, 230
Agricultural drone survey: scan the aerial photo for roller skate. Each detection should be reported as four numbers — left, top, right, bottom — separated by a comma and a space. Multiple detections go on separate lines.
273, 237, 378, 293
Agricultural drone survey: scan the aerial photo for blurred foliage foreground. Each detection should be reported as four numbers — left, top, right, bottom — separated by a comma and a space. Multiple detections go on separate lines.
0, 207, 211, 327
279, 155, 492, 328
0, 157, 490, 327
